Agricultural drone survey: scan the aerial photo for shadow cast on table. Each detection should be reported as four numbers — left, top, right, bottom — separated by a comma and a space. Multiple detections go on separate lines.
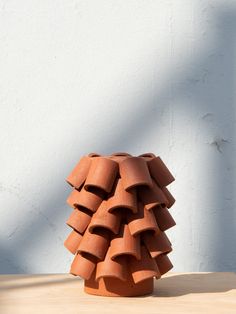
1, 273, 236, 299
152, 273, 236, 297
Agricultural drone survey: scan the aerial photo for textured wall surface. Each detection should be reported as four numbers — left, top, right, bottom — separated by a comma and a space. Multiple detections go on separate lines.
0, 0, 236, 273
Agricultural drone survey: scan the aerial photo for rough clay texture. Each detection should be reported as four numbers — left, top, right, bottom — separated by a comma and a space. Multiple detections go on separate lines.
0, 1, 236, 274
64, 152, 175, 295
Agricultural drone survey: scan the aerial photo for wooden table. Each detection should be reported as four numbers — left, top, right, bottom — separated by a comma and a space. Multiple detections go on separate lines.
0, 272, 236, 313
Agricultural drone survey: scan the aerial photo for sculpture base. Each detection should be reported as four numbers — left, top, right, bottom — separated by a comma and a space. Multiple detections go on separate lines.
84, 272, 154, 297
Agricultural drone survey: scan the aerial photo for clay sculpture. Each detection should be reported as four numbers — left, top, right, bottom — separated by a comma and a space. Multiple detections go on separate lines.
64, 152, 176, 297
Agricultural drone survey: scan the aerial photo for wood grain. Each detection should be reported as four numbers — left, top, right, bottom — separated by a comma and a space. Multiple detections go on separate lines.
0, 272, 235, 314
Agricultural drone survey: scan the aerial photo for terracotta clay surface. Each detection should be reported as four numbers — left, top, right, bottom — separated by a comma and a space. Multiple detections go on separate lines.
64, 152, 176, 297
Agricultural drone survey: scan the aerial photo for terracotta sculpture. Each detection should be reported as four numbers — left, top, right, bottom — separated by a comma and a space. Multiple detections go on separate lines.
64, 152, 176, 296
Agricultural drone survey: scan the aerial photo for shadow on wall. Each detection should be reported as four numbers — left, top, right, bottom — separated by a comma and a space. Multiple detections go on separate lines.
1, 6, 236, 273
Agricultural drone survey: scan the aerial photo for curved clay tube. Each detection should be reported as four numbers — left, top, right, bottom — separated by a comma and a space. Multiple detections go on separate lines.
142, 231, 172, 258
77, 228, 110, 260
111, 152, 132, 157
64, 229, 83, 254
128, 202, 160, 236
153, 206, 176, 231
96, 247, 128, 282
110, 153, 132, 164
66, 156, 92, 189
84, 157, 118, 193
66, 208, 92, 234
74, 186, 104, 213
107, 177, 137, 213
155, 253, 173, 275
88, 153, 101, 157
148, 156, 175, 188
138, 153, 156, 159
128, 246, 161, 283
138, 179, 168, 210
109, 224, 141, 260
70, 252, 97, 279
66, 189, 80, 208
88, 200, 122, 234
162, 186, 176, 208
119, 157, 153, 190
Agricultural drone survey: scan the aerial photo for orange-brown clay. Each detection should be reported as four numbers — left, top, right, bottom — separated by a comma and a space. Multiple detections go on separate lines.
119, 157, 153, 190
142, 231, 172, 258
138, 178, 168, 210
109, 224, 141, 260
127, 202, 160, 236
162, 186, 176, 208
64, 152, 176, 297
88, 200, 122, 234
70, 252, 97, 279
96, 247, 128, 282
84, 157, 118, 193
66, 188, 80, 208
128, 245, 161, 283
155, 253, 174, 275
73, 186, 104, 212
107, 177, 138, 213
77, 228, 110, 260
66, 208, 92, 234
64, 229, 83, 254
66, 156, 92, 189
148, 156, 175, 188
84, 270, 154, 297
153, 205, 176, 231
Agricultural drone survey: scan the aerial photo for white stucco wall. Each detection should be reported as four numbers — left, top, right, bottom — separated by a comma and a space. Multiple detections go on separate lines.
0, 0, 236, 273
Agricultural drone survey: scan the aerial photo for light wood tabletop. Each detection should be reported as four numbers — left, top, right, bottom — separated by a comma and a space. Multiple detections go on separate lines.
0, 272, 236, 314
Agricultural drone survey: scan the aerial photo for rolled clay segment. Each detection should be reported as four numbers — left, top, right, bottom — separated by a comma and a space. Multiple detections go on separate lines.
155, 253, 173, 275
96, 247, 128, 282
66, 156, 92, 189
66, 188, 80, 208
148, 156, 175, 188
153, 206, 176, 231
88, 200, 122, 234
128, 202, 160, 236
138, 153, 156, 159
74, 186, 104, 213
129, 246, 161, 283
110, 153, 132, 163
88, 153, 101, 157
138, 178, 168, 210
70, 252, 97, 279
119, 157, 153, 190
66, 208, 92, 234
107, 177, 137, 214
162, 186, 176, 208
77, 228, 110, 260
84, 157, 118, 193
109, 224, 141, 260
142, 231, 172, 258
111, 152, 132, 156
64, 229, 83, 254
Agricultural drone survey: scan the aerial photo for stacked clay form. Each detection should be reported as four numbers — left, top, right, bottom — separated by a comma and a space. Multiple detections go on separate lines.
64, 152, 176, 297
